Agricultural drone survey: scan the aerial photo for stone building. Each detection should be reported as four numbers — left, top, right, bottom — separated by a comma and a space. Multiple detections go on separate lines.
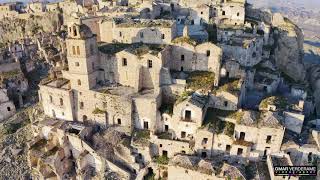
0, 2, 22, 19
0, 50, 29, 107
28, 118, 134, 179
46, 2, 60, 12
166, 154, 247, 180
114, 44, 166, 93
166, 38, 222, 86
27, 1, 47, 13
220, 34, 264, 67
99, 18, 177, 44
212, 0, 245, 26
0, 88, 16, 122
39, 23, 133, 129
267, 153, 298, 180
211, 78, 245, 111
197, 109, 285, 160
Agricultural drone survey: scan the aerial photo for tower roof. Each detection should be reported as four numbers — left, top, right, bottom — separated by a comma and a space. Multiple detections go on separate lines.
68, 23, 94, 39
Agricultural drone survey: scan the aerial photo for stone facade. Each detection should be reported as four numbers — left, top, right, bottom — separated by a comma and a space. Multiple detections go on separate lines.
0, 88, 16, 122
99, 18, 177, 44
212, 1, 245, 26
165, 41, 222, 85
221, 34, 264, 67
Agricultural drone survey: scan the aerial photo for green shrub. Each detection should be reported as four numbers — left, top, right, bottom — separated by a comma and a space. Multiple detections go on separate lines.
186, 71, 215, 92
155, 155, 169, 165
4, 119, 30, 135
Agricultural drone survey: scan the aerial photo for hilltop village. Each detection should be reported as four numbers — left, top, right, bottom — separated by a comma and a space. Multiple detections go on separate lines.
0, 0, 319, 179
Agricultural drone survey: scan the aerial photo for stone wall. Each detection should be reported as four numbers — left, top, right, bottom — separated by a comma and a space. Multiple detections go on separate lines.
99, 20, 177, 44
213, 3, 245, 26
39, 84, 74, 121
283, 111, 304, 134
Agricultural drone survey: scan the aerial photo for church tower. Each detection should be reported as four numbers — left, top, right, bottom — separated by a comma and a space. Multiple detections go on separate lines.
65, 23, 100, 90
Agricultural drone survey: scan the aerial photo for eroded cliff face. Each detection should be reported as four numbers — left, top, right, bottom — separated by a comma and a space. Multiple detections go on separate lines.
272, 15, 306, 82
309, 66, 320, 115
0, 12, 62, 44
247, 6, 306, 82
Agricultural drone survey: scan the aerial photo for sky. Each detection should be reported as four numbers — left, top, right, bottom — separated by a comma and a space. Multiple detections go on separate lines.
247, 0, 320, 10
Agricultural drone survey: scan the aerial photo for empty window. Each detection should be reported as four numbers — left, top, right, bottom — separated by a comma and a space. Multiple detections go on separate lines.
77, 79, 81, 86
83, 115, 87, 121
117, 118, 121, 125
59, 98, 63, 106
49, 95, 53, 103
140, 32, 144, 38
161, 34, 165, 39
148, 60, 152, 68
75, 62, 79, 66
308, 152, 313, 163
73, 27, 77, 36
237, 12, 240, 16
237, 148, 243, 155
180, 66, 184, 71
226, 145, 231, 153
80, 102, 84, 109
201, 11, 203, 14
222, 11, 226, 15
92, 62, 95, 70
181, 131, 186, 138
160, 144, 162, 147
122, 58, 127, 66
266, 135, 272, 143
185, 110, 191, 121
144, 121, 149, 129
76, 46, 80, 55
7, 107, 11, 111
206, 50, 210, 57
72, 46, 76, 55
202, 138, 208, 144
224, 101, 228, 107
162, 150, 168, 157
201, 151, 207, 158
165, 125, 169, 131
239, 132, 245, 140
181, 150, 186, 154
181, 54, 185, 61
119, 31, 122, 37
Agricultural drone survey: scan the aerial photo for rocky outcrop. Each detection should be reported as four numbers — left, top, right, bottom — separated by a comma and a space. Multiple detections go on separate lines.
309, 65, 320, 116
272, 14, 306, 82
0, 12, 62, 44
246, 7, 306, 82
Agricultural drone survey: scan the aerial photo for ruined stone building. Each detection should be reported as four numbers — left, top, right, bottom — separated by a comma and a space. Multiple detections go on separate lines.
99, 18, 177, 44
0, 88, 16, 122
0, 2, 23, 19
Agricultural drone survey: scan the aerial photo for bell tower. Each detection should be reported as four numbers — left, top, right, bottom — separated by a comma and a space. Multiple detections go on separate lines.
65, 23, 100, 90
